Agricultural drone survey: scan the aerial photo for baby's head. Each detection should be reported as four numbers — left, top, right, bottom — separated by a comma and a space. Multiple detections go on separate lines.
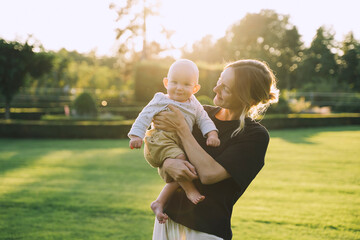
163, 59, 201, 102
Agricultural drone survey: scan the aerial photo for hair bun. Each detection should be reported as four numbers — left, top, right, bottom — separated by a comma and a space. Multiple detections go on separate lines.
268, 88, 279, 103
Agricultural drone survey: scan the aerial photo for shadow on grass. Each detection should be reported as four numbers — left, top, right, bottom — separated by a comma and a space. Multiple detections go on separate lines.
269, 125, 360, 144
0, 138, 127, 176
0, 142, 158, 239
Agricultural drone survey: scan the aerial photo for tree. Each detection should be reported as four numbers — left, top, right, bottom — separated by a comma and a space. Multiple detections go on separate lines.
339, 32, 360, 91
0, 38, 53, 119
297, 27, 338, 91
27, 48, 70, 89
182, 35, 221, 63
224, 10, 303, 89
110, 0, 159, 60
181, 10, 303, 90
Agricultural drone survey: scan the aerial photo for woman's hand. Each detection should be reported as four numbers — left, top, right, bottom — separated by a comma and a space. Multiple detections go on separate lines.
161, 158, 198, 182
153, 105, 187, 133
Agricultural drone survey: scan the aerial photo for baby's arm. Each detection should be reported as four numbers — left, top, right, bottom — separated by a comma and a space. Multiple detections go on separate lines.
206, 130, 220, 147
128, 93, 167, 149
129, 135, 143, 149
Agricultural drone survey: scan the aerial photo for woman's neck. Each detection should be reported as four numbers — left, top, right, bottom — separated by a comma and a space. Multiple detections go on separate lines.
215, 108, 242, 121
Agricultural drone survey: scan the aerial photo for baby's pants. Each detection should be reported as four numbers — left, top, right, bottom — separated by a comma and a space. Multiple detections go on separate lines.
144, 129, 185, 180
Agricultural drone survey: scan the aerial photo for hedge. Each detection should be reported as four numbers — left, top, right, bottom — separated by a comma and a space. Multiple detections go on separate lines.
260, 114, 360, 129
0, 106, 144, 120
133, 61, 223, 102
0, 108, 65, 120
0, 120, 133, 139
1, 114, 359, 139
99, 106, 144, 119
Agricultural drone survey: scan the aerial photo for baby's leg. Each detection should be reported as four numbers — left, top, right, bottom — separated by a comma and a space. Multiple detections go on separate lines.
151, 182, 179, 224
176, 154, 205, 205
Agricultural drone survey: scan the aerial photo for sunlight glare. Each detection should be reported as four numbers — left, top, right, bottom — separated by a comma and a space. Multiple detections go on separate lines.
0, 151, 74, 197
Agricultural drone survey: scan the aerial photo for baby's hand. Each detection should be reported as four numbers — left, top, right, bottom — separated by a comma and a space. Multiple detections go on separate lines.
206, 131, 220, 147
129, 135, 143, 149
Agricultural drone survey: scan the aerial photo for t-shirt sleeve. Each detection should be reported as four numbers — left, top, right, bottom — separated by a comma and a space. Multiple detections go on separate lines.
215, 129, 269, 190
192, 96, 218, 136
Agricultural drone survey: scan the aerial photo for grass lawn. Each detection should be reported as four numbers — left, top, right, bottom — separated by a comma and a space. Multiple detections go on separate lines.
0, 126, 359, 240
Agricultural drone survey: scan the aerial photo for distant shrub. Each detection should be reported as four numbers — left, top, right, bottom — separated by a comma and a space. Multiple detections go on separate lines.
288, 97, 312, 113
267, 95, 291, 114
332, 95, 360, 113
73, 92, 97, 117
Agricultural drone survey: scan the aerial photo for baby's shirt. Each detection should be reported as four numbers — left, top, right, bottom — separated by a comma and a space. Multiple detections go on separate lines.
128, 92, 217, 139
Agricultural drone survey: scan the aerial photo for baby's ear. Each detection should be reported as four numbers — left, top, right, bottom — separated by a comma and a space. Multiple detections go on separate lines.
163, 77, 168, 88
193, 84, 201, 94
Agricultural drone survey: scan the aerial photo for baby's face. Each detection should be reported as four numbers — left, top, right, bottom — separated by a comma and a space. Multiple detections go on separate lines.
166, 72, 198, 102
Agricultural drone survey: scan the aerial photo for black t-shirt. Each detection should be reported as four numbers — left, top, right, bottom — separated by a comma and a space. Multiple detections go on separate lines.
163, 106, 270, 240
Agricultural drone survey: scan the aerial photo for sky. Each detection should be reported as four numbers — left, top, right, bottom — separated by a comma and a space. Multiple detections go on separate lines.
0, 0, 359, 57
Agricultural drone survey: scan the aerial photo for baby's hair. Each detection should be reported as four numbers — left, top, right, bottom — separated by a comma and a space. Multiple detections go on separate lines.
167, 59, 199, 82
225, 59, 279, 137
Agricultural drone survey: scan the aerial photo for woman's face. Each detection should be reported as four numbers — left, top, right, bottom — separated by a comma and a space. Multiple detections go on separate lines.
213, 67, 242, 109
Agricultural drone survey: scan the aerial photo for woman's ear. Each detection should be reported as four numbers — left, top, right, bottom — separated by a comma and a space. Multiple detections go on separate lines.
163, 77, 168, 89
193, 84, 201, 94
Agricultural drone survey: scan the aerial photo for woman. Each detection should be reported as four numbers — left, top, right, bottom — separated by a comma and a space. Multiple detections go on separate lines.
152, 59, 279, 240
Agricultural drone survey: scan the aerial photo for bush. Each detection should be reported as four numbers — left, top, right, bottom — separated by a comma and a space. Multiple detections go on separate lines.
332, 94, 360, 113
197, 95, 214, 105
267, 95, 291, 114
73, 92, 97, 117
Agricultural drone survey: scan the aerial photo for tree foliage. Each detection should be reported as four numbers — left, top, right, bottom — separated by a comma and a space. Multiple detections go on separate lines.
181, 10, 360, 94
296, 27, 339, 91
339, 32, 360, 90
183, 10, 303, 90
27, 49, 123, 91
110, 0, 160, 60
73, 92, 98, 117
0, 38, 53, 119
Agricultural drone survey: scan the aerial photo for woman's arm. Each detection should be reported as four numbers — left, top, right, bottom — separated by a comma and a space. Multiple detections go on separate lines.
154, 105, 230, 184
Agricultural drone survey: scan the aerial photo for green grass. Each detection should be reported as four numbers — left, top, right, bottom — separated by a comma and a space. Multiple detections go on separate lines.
0, 126, 359, 240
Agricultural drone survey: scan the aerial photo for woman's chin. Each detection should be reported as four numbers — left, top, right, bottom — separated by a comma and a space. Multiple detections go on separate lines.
213, 97, 222, 106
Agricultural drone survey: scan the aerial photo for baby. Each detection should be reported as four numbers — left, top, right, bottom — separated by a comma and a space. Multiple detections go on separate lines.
128, 59, 220, 223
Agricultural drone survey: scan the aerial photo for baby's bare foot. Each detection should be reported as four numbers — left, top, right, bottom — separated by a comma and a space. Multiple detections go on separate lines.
151, 200, 168, 224
186, 191, 205, 205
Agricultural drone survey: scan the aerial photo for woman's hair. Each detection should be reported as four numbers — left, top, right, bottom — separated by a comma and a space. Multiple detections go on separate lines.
225, 59, 279, 137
